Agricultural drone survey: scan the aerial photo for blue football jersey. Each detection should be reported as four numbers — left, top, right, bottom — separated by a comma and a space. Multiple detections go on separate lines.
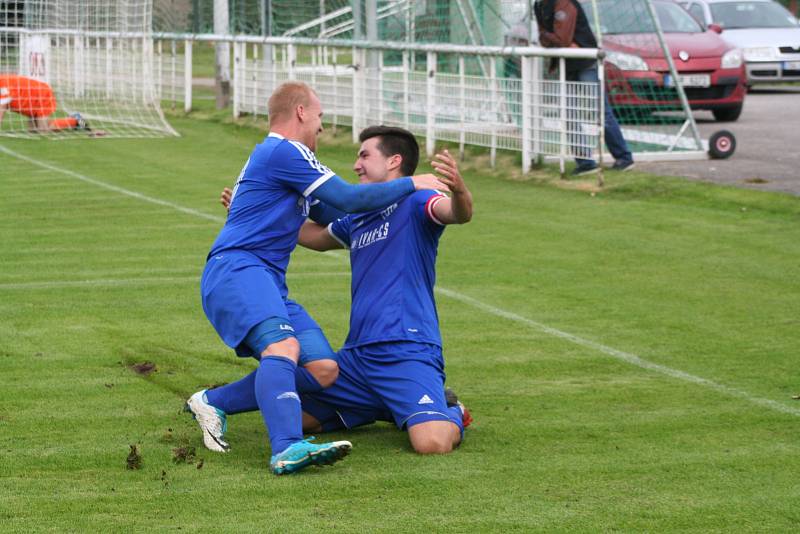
208, 132, 336, 296
329, 189, 447, 348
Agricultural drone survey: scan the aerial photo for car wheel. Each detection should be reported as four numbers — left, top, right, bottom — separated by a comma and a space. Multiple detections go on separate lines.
708, 130, 736, 159
712, 104, 743, 122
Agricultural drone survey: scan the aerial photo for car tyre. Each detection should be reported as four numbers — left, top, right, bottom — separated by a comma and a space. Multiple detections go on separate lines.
712, 104, 743, 122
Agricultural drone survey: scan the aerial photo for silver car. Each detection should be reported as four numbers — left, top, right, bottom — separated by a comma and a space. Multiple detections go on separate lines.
678, 0, 800, 85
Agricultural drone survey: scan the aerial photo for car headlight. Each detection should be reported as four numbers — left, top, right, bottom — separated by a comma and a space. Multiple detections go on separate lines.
721, 48, 743, 69
742, 47, 777, 61
605, 51, 649, 71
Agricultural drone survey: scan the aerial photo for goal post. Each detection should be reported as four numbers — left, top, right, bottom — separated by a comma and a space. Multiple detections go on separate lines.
0, 0, 177, 139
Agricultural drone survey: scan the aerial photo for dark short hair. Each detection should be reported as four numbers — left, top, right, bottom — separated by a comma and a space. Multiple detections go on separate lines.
359, 125, 420, 176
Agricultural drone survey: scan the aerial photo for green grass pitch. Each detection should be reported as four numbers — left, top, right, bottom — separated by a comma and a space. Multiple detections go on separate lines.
1, 114, 799, 531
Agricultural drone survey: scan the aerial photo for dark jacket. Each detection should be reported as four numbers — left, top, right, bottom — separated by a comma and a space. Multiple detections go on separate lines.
535, 0, 598, 77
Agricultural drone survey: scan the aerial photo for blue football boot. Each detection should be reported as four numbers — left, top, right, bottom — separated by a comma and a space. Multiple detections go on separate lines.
269, 438, 352, 475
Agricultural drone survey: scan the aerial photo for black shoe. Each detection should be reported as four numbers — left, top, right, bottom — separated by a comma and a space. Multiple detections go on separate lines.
571, 163, 600, 176
444, 388, 473, 428
611, 159, 635, 172
444, 387, 459, 407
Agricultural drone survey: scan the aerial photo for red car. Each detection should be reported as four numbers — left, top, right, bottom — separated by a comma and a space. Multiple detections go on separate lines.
586, 0, 747, 121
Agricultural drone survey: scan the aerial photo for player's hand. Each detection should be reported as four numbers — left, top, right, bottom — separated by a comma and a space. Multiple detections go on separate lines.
220, 187, 232, 211
411, 173, 450, 193
431, 150, 466, 195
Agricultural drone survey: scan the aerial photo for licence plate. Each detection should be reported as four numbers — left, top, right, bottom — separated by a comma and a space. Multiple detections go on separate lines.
783, 60, 800, 70
663, 74, 711, 88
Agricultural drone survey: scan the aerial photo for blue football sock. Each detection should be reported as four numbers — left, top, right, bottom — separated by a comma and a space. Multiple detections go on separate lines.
204, 366, 324, 413
205, 371, 258, 415
255, 355, 303, 454
295, 366, 324, 393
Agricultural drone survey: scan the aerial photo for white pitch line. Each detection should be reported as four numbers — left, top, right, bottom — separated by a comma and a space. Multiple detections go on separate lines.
0, 276, 202, 290
4, 144, 797, 418
0, 145, 224, 224
0, 272, 349, 290
435, 287, 800, 417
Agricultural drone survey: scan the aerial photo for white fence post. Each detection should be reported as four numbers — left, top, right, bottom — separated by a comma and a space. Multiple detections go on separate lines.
402, 50, 409, 130
263, 43, 273, 96
106, 38, 113, 99
489, 55, 497, 168
533, 57, 542, 164
311, 46, 317, 87
596, 57, 605, 186
287, 43, 296, 80
170, 39, 177, 109
233, 40, 241, 118
521, 55, 531, 173
559, 57, 567, 176
377, 51, 384, 125
332, 47, 338, 132
426, 51, 436, 158
459, 55, 466, 160
251, 43, 258, 113
184, 40, 192, 112
352, 46, 360, 143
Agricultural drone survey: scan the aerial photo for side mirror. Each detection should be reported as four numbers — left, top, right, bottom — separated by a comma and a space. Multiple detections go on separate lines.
708, 23, 723, 34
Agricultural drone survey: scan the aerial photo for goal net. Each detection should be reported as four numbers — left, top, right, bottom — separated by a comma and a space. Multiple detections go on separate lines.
0, 0, 176, 138
585, 0, 709, 159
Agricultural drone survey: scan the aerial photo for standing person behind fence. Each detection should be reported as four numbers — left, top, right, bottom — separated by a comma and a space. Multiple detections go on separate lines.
0, 74, 91, 133
534, 0, 634, 176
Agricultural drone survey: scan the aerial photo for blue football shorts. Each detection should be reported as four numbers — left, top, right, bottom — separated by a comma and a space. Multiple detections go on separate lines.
301, 341, 460, 430
200, 250, 335, 363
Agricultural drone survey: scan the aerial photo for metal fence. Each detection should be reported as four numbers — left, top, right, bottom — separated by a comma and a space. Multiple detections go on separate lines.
154, 34, 607, 173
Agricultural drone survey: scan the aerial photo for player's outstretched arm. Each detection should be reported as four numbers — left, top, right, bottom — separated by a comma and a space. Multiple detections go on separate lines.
298, 221, 343, 251
313, 174, 449, 214
410, 173, 451, 192
430, 149, 473, 225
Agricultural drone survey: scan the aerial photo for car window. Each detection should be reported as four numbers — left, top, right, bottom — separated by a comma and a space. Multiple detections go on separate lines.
688, 3, 706, 25
584, 0, 703, 34
710, 1, 799, 29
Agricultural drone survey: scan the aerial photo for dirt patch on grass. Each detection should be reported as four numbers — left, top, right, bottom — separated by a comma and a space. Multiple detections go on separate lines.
126, 444, 142, 470
172, 446, 198, 464
128, 362, 157, 376
160, 428, 175, 443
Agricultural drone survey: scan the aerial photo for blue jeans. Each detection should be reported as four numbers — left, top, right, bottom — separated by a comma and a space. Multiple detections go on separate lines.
573, 66, 633, 167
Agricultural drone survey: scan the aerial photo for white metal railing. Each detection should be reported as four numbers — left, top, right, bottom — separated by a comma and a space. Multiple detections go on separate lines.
0, 25, 707, 164
152, 32, 606, 173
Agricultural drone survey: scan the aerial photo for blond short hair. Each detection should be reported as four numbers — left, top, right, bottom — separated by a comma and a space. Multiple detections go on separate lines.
268, 81, 316, 123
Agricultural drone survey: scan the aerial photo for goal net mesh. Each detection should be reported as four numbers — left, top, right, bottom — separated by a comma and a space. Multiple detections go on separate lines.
0, 0, 176, 138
